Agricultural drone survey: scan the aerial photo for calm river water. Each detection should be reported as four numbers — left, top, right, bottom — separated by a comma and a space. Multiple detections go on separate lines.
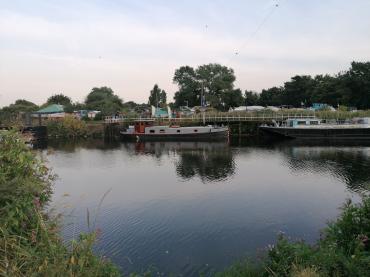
39, 139, 370, 276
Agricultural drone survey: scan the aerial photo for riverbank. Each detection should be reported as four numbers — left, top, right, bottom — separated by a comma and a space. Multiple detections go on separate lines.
0, 131, 120, 276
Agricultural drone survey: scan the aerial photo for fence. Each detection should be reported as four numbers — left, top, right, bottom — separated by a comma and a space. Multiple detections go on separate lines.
104, 114, 316, 124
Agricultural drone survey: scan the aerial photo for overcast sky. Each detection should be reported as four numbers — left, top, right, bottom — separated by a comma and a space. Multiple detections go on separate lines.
1, 0, 370, 107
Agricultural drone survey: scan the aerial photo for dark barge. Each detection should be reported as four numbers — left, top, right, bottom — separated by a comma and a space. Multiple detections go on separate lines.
259, 118, 370, 140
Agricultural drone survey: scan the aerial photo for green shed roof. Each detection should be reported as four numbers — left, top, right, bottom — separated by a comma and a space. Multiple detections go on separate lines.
36, 104, 64, 114
154, 108, 168, 117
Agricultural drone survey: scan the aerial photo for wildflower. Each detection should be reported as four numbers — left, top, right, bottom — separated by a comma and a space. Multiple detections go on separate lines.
33, 197, 41, 209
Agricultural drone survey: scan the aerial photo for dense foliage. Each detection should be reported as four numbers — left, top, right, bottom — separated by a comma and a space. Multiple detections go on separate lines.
0, 100, 38, 124
0, 131, 119, 276
257, 62, 370, 109
173, 63, 240, 110
85, 87, 124, 116
173, 61, 370, 110
46, 116, 88, 138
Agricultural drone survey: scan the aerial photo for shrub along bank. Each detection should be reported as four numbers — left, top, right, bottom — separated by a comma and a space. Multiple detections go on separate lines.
0, 131, 119, 276
46, 116, 88, 138
217, 197, 370, 277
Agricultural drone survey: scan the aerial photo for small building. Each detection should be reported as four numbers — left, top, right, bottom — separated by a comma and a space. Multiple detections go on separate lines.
32, 104, 66, 121
75, 110, 101, 119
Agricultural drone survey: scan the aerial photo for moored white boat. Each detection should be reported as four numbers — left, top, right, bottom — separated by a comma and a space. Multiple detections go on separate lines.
120, 120, 229, 141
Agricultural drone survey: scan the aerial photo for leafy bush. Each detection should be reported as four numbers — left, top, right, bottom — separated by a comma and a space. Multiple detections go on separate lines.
0, 131, 119, 276
220, 196, 370, 277
47, 115, 88, 138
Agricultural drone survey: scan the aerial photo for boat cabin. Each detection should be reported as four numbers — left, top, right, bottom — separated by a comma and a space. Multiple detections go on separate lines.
286, 118, 321, 128
353, 117, 370, 125
134, 120, 154, 133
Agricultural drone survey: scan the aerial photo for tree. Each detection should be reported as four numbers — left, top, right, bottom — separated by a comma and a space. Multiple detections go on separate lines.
122, 101, 138, 111
0, 99, 38, 123
85, 87, 123, 115
341, 61, 370, 109
47, 94, 72, 106
173, 66, 199, 107
244, 90, 259, 106
148, 84, 167, 107
282, 75, 316, 107
310, 75, 343, 107
196, 63, 236, 110
259, 87, 284, 106
222, 89, 244, 110
173, 63, 236, 109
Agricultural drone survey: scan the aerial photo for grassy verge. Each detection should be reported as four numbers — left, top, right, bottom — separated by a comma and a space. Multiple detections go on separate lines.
0, 131, 119, 276
218, 197, 370, 277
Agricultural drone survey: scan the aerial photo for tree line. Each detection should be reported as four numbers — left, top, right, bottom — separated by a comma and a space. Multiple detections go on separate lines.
173, 61, 370, 110
1, 61, 369, 123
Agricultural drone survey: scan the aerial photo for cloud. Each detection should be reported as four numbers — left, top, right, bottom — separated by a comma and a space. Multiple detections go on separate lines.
1, 0, 370, 107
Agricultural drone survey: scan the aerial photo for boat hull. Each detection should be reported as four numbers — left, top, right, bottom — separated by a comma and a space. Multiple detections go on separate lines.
259, 126, 370, 140
121, 129, 229, 141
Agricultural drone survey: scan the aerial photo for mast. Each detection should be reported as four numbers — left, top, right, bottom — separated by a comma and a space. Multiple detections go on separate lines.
201, 81, 205, 126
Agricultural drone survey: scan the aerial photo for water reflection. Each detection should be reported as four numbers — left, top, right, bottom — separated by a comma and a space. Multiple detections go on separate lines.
38, 139, 370, 193
122, 142, 235, 182
34, 138, 121, 151
280, 146, 370, 193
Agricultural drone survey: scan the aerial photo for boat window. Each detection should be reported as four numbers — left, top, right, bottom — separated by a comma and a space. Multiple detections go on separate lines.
160, 129, 165, 133
150, 130, 155, 133
177, 130, 181, 133
194, 129, 198, 132
297, 121, 306, 125
310, 121, 319, 125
